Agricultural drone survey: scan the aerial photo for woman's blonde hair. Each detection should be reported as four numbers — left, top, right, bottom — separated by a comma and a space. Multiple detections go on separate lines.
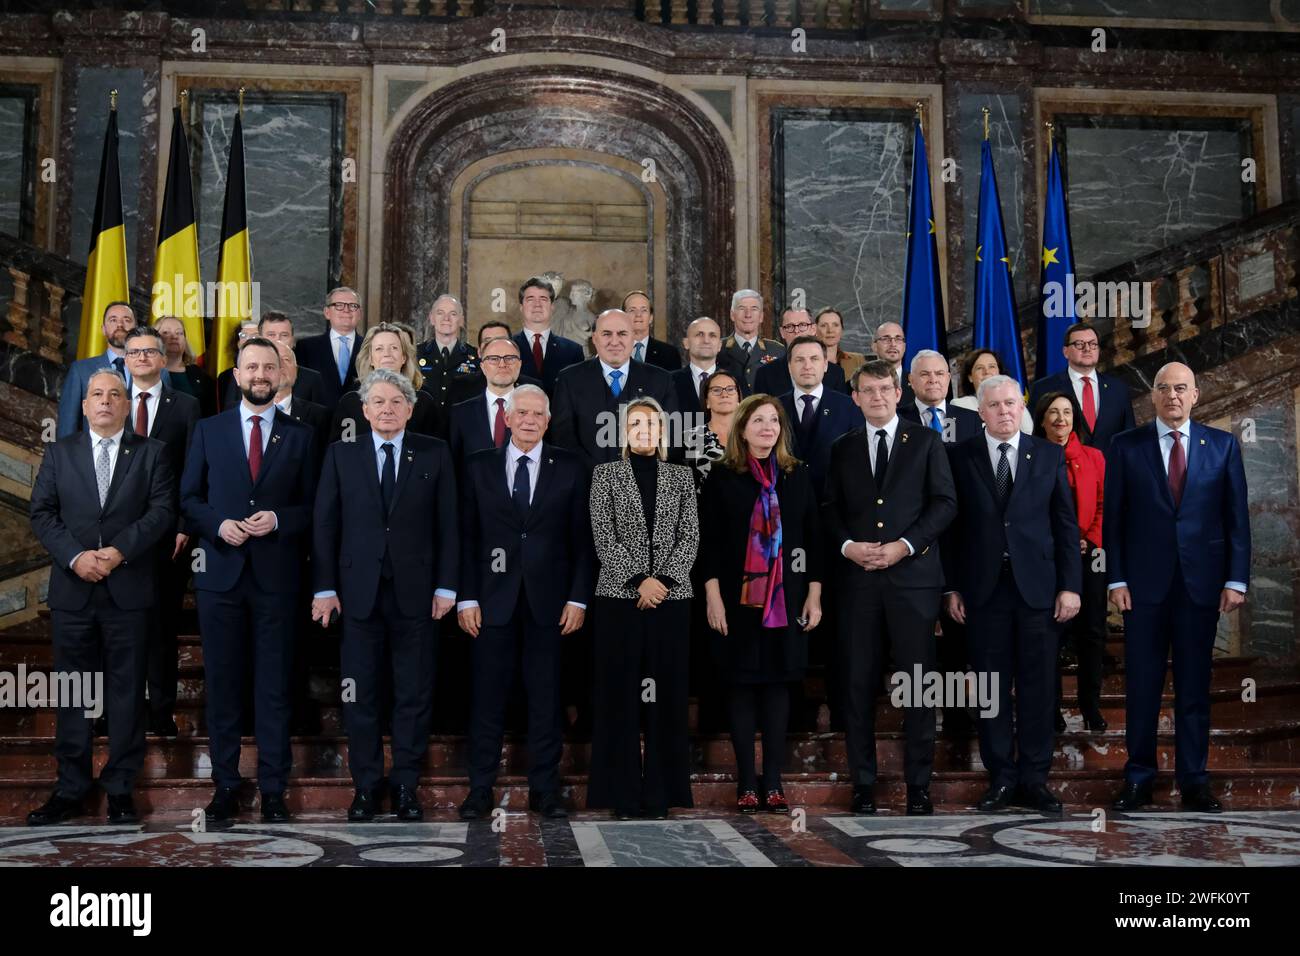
621, 396, 669, 462
722, 393, 799, 474
152, 315, 195, 365
356, 322, 423, 390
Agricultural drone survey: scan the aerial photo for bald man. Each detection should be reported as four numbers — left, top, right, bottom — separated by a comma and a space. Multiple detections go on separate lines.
669, 316, 745, 416
1106, 362, 1250, 814
872, 321, 915, 406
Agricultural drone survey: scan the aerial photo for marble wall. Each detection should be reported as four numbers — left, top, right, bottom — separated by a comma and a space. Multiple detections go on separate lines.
774, 111, 910, 354
194, 96, 342, 337
0, 93, 28, 239
69, 67, 142, 271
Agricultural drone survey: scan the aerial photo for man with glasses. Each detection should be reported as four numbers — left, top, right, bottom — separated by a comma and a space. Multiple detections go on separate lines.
448, 335, 528, 465
219, 313, 326, 409
1029, 321, 1135, 456
295, 286, 363, 411
719, 289, 785, 391
870, 321, 914, 406
446, 321, 543, 406
57, 301, 140, 438
753, 308, 846, 396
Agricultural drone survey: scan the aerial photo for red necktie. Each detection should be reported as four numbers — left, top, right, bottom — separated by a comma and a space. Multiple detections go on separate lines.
493, 397, 506, 448
532, 333, 544, 375
1167, 430, 1186, 507
135, 392, 150, 436
248, 415, 263, 483
1081, 375, 1098, 432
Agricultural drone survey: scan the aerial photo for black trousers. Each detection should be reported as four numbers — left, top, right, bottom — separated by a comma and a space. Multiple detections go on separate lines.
966, 564, 1059, 789
51, 585, 149, 798
341, 577, 436, 790
467, 590, 563, 793
587, 597, 693, 811
1123, 569, 1219, 788
197, 565, 295, 793
1057, 557, 1108, 713
840, 580, 939, 787
146, 542, 188, 722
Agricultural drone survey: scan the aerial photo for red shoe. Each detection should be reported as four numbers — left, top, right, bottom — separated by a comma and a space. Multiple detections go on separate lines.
736, 790, 760, 814
764, 790, 790, 814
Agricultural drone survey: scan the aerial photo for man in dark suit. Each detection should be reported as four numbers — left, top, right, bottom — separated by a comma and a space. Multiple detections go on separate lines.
457, 384, 594, 820
669, 316, 745, 420
181, 336, 318, 824
448, 334, 525, 465
871, 321, 915, 406
622, 290, 682, 371
1107, 362, 1250, 814
899, 349, 982, 443
311, 368, 458, 822
754, 308, 846, 397
123, 326, 199, 738
270, 342, 330, 464
446, 320, 543, 406
294, 286, 362, 410
550, 308, 679, 471
943, 374, 1081, 815
28, 367, 176, 825
718, 289, 784, 391
56, 301, 138, 438
217, 312, 326, 410
416, 294, 478, 411
1028, 321, 1135, 456
824, 359, 957, 816
513, 277, 585, 395
777, 336, 859, 497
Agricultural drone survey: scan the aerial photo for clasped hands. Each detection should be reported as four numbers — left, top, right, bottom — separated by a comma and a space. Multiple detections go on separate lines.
218, 511, 277, 546
844, 540, 909, 571
71, 547, 125, 583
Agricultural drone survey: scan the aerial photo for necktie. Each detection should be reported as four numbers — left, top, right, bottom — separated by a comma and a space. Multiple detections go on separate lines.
742, 340, 752, 353
492, 397, 506, 448
800, 394, 815, 431
995, 442, 1012, 507
1081, 375, 1098, 432
248, 415, 263, 482
609, 369, 623, 397
380, 442, 396, 514
698, 370, 708, 406
112, 356, 125, 377
532, 333, 544, 374
928, 406, 943, 434
135, 391, 150, 436
1168, 430, 1186, 508
336, 336, 351, 385
634, 342, 645, 362
95, 437, 112, 507
440, 346, 450, 367
873, 429, 888, 488
512, 455, 531, 517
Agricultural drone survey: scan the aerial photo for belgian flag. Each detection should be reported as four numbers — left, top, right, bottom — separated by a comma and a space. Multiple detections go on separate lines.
77, 100, 130, 360
208, 107, 252, 375
152, 104, 204, 363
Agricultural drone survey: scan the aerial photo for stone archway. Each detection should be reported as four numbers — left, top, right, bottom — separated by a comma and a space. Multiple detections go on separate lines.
382, 65, 736, 343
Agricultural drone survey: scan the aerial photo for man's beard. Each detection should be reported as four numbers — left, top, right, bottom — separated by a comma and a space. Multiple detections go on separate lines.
107, 330, 129, 349
240, 381, 276, 405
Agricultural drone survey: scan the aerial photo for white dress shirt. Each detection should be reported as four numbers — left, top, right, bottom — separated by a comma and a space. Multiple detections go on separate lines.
1067, 365, 1099, 421
239, 401, 275, 459
599, 359, 632, 391
984, 428, 1021, 481
632, 337, 651, 361
131, 380, 162, 436
525, 327, 552, 357
485, 387, 513, 432
792, 382, 824, 416
689, 363, 717, 382
841, 415, 914, 558
914, 397, 949, 431
71, 428, 125, 567
276, 395, 293, 416
330, 330, 357, 367
734, 335, 758, 351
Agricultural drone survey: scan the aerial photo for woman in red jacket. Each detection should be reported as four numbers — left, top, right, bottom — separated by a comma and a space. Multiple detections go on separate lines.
1034, 391, 1108, 733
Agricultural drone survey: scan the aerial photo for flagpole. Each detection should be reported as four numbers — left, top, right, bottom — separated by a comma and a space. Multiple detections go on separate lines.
179, 88, 189, 127
982, 106, 989, 142
238, 86, 245, 116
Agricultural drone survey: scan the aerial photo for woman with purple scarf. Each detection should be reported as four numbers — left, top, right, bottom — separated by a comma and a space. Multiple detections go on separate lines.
700, 395, 824, 813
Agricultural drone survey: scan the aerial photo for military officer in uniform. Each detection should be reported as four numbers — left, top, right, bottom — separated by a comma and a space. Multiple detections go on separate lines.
417, 294, 478, 412
718, 289, 785, 392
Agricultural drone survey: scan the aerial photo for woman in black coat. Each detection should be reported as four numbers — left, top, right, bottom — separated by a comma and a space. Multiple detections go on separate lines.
700, 394, 824, 814
329, 322, 445, 441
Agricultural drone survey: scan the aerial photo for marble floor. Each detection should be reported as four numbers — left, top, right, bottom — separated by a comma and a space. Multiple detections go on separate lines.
1, 809, 1299, 866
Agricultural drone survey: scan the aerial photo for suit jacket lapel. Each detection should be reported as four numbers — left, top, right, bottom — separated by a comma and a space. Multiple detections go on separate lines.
1140, 422, 1175, 510
101, 432, 141, 513
1007, 434, 1035, 507
971, 437, 999, 503
525, 445, 556, 528
73, 431, 102, 506
252, 410, 287, 490
880, 424, 915, 496
851, 429, 880, 498
388, 439, 417, 515
150, 387, 178, 438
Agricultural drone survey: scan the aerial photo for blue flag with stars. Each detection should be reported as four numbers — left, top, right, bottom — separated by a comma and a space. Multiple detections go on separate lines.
901, 118, 946, 369
1036, 137, 1078, 380
972, 138, 1027, 392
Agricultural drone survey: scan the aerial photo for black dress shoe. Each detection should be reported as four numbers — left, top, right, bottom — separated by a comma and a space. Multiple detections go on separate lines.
393, 784, 423, 821
529, 790, 568, 819
976, 784, 1015, 812
1180, 783, 1223, 813
458, 787, 493, 821
906, 785, 933, 816
26, 792, 83, 826
205, 786, 241, 822
1017, 782, 1063, 815
106, 793, 139, 824
1081, 708, 1108, 733
1112, 781, 1154, 812
260, 791, 290, 823
850, 786, 876, 815
148, 715, 179, 737
348, 788, 382, 822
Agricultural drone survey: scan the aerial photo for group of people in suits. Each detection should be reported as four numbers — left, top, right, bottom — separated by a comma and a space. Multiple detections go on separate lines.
27, 277, 1250, 825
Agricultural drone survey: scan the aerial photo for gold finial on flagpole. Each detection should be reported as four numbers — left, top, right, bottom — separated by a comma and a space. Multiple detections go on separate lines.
982, 106, 990, 141
238, 86, 245, 115
179, 88, 189, 125
915, 100, 924, 125
1045, 120, 1054, 150
110, 89, 118, 112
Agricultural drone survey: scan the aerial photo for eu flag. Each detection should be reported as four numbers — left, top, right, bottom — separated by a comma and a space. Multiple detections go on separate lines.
972, 138, 1027, 392
901, 118, 946, 368
1036, 137, 1077, 380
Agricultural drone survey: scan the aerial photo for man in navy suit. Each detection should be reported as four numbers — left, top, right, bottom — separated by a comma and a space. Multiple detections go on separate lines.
448, 335, 525, 465
622, 290, 683, 371
1028, 321, 1135, 456
669, 316, 745, 420
457, 384, 594, 820
1107, 362, 1250, 813
513, 277, 585, 395
219, 312, 326, 410
870, 321, 915, 406
754, 308, 846, 397
28, 367, 176, 825
293, 286, 362, 411
944, 374, 1081, 815
899, 349, 982, 444
312, 369, 459, 822
777, 336, 859, 497
57, 301, 139, 438
181, 336, 317, 823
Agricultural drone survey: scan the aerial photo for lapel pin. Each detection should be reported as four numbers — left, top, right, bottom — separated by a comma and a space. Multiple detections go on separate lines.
900, 433, 908, 442
123, 448, 130, 455
1025, 453, 1031, 459
272, 434, 281, 444
548, 457, 554, 464
1200, 438, 1206, 445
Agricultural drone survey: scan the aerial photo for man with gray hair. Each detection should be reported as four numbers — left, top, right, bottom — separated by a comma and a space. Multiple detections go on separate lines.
312, 368, 459, 823
719, 288, 784, 391
900, 348, 982, 443
294, 286, 363, 411
417, 294, 477, 412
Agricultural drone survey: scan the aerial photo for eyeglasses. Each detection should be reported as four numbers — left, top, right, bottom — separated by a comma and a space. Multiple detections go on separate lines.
781, 322, 814, 334
481, 355, 521, 367
1067, 340, 1100, 351
328, 302, 362, 312
125, 347, 162, 358
875, 335, 905, 344
707, 386, 738, 396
